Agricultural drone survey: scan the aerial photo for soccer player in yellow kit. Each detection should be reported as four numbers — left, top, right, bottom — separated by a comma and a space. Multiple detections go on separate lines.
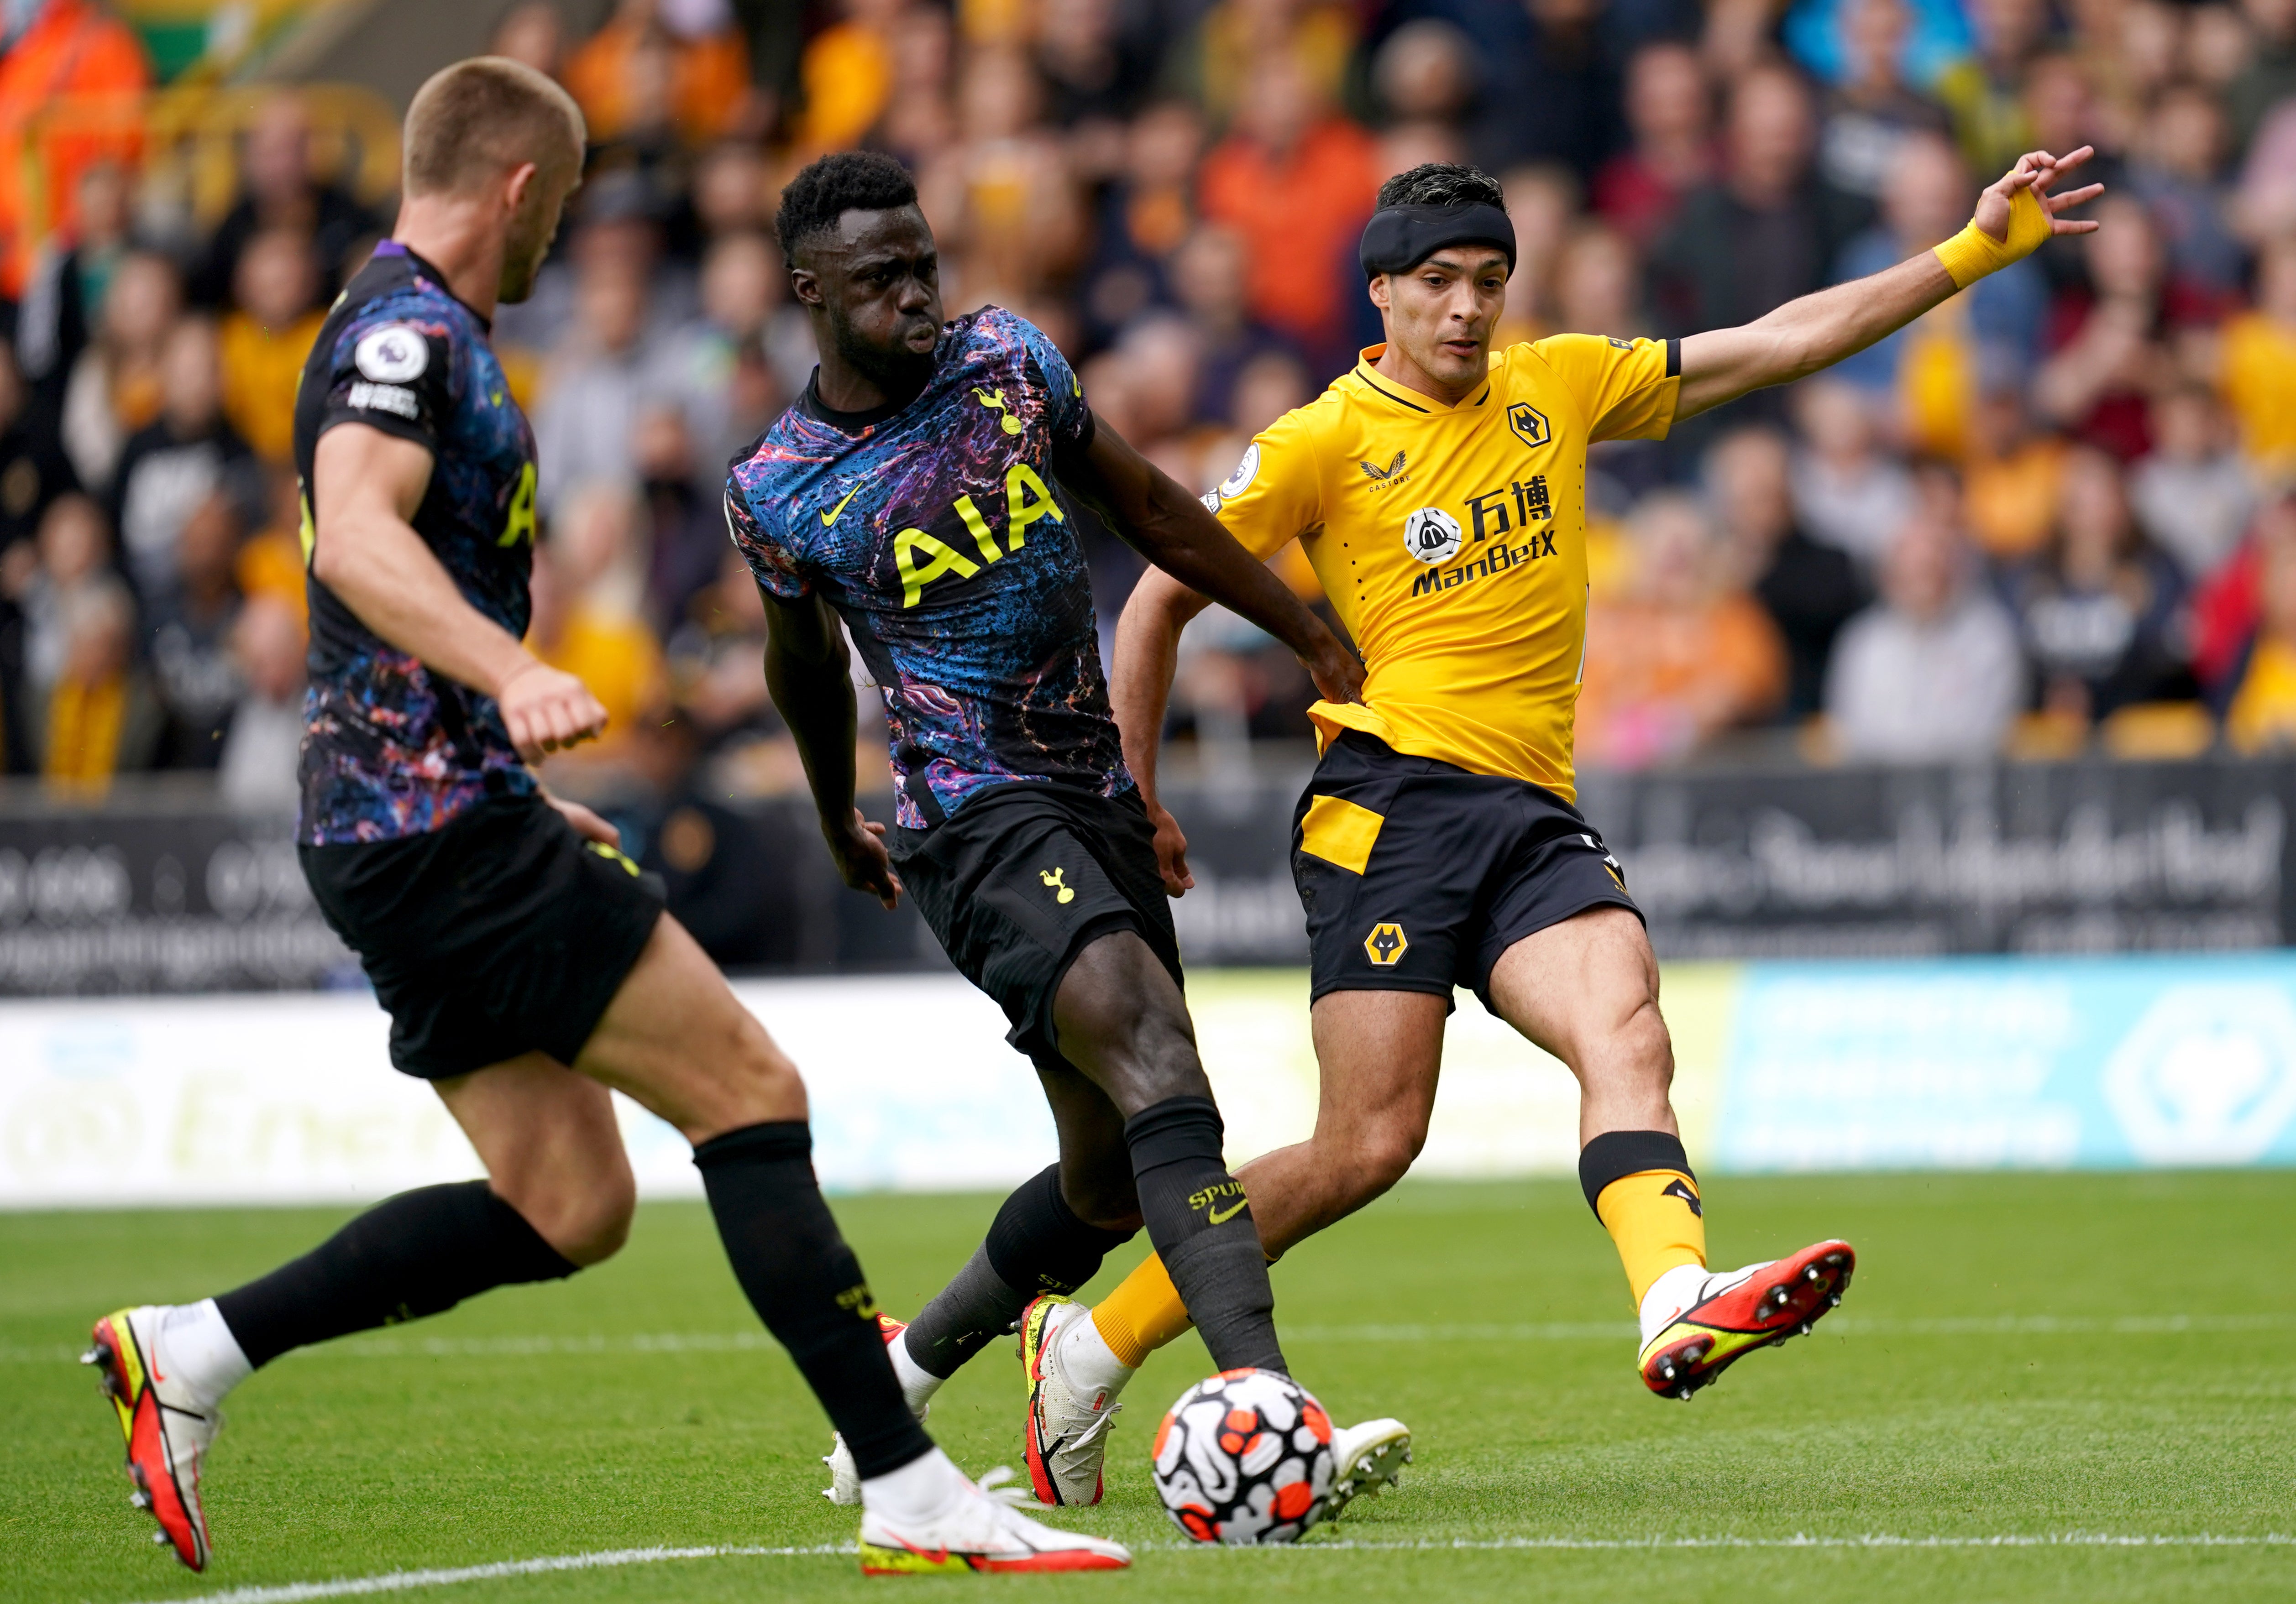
1001, 150, 2102, 1501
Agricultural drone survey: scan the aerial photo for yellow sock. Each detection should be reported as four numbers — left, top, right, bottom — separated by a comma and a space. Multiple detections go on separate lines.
1594, 1169, 1708, 1306
1090, 1253, 1194, 1369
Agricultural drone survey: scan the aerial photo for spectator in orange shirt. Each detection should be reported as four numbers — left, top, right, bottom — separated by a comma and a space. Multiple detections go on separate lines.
220, 229, 327, 464
565, 0, 754, 148
1579, 491, 1788, 768
1197, 51, 1377, 372
0, 0, 150, 300
1962, 372, 2067, 563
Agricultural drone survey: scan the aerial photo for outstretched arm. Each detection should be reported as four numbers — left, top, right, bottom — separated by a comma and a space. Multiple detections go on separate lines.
1111, 565, 1214, 895
1057, 420, 1363, 707
759, 587, 902, 909
1674, 147, 2103, 421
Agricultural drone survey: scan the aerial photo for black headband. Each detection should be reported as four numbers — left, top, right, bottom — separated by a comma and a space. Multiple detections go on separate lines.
1359, 203, 1517, 279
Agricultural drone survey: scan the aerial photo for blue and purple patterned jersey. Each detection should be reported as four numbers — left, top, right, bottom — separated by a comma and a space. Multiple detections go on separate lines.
725, 307, 1130, 828
292, 241, 540, 845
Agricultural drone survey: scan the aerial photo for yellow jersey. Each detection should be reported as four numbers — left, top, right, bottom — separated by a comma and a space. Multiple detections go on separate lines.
1206, 336, 1680, 802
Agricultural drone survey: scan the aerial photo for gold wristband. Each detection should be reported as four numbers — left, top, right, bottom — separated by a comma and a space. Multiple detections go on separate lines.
1932, 186, 2052, 291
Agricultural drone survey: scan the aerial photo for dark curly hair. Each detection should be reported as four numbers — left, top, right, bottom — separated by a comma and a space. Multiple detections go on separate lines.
1374, 162, 1506, 212
774, 150, 920, 263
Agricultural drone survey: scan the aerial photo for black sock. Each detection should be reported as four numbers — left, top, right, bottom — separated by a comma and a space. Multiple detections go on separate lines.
1126, 1095, 1284, 1375
694, 1121, 933, 1480
1577, 1129, 1697, 1216
902, 1163, 1137, 1379
212, 1181, 577, 1369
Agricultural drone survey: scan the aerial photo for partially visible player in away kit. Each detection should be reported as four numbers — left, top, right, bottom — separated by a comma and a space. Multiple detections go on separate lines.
724, 152, 1405, 1515
1048, 152, 2108, 1445
81, 61, 1127, 1579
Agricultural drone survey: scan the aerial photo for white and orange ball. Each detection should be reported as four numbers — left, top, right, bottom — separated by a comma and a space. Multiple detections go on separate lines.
1151, 1368, 1335, 1545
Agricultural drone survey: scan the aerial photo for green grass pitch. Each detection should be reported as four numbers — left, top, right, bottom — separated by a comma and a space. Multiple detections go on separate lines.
5, 1171, 2293, 1603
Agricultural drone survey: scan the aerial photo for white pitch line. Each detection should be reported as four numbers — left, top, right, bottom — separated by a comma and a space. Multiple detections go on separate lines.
119, 1531, 2296, 1604
1292, 1532, 2296, 1551
121, 1545, 846, 1604
6, 1310, 2284, 1367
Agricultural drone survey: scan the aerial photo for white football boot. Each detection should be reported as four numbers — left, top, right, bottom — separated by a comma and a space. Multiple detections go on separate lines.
84, 1306, 223, 1570
1325, 1416, 1412, 1518
857, 1464, 1131, 1574
1018, 1295, 1129, 1506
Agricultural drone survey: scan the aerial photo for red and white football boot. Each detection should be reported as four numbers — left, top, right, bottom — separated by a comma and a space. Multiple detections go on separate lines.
1638, 1240, 1856, 1399
85, 1306, 220, 1570
1018, 1295, 1125, 1507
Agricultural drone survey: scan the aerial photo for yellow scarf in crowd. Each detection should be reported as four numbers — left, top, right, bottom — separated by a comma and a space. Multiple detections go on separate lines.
44, 674, 125, 794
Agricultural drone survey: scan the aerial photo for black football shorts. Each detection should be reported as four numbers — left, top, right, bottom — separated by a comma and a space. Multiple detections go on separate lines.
300, 794, 666, 1079
893, 781, 1183, 1068
1291, 731, 1641, 1014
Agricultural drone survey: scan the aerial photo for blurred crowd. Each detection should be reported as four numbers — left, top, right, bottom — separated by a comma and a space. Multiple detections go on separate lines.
7, 0, 2296, 816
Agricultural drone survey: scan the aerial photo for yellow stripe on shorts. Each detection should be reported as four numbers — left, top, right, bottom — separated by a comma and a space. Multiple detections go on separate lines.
1299, 794, 1385, 875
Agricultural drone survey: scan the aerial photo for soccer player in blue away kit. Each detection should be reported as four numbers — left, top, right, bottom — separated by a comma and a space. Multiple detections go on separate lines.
725, 152, 1406, 1526
83, 60, 1127, 1578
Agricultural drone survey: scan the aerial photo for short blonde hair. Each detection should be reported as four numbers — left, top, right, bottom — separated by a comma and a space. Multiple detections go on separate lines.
402, 56, 585, 198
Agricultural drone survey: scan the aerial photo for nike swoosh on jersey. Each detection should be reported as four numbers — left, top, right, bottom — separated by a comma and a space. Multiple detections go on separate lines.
821, 487, 861, 525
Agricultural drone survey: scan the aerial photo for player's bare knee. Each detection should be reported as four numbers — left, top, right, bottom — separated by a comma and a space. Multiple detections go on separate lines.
713, 1012, 808, 1123
504, 1167, 633, 1268
1127, 1006, 1211, 1106
1069, 995, 1208, 1112
1347, 1125, 1423, 1198
555, 1183, 634, 1267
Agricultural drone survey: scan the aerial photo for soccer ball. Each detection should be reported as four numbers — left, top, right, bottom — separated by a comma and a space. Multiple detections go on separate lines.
1151, 1368, 1335, 1545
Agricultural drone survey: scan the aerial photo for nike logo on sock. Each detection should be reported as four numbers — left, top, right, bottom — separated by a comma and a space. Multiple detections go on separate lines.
1207, 1199, 1249, 1225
